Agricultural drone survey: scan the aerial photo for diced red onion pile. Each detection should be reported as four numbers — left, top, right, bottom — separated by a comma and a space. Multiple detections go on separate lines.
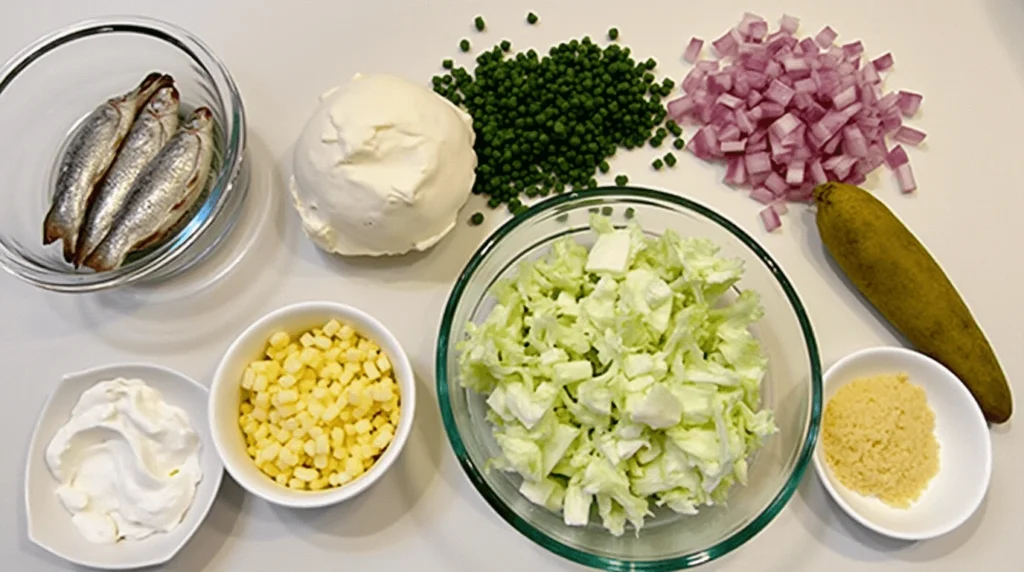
667, 13, 926, 232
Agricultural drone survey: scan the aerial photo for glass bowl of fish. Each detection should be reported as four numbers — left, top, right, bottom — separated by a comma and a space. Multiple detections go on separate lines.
0, 16, 249, 293
436, 188, 823, 570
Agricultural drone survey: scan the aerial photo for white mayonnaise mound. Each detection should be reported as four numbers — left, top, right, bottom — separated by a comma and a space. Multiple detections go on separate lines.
45, 378, 203, 544
290, 73, 477, 256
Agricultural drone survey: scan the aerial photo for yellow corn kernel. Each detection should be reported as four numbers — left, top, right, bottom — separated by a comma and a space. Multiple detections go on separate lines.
252, 391, 269, 408
323, 319, 341, 337
300, 333, 316, 348
373, 431, 393, 449
354, 419, 372, 434
262, 462, 281, 478
303, 439, 317, 457
314, 336, 332, 350
315, 434, 330, 455
277, 404, 297, 418
275, 473, 289, 486
286, 438, 304, 452
278, 447, 298, 467
344, 424, 357, 436
277, 375, 297, 389
321, 404, 340, 423
314, 454, 329, 470
258, 446, 282, 462
363, 361, 381, 380
269, 331, 291, 349
252, 407, 269, 422
376, 354, 392, 374
288, 478, 305, 490
344, 457, 364, 476
275, 389, 298, 405
331, 447, 347, 460
283, 353, 304, 374
307, 401, 325, 420
309, 478, 329, 491
294, 467, 319, 482
337, 324, 355, 340
371, 415, 387, 429
254, 423, 270, 440
330, 427, 345, 442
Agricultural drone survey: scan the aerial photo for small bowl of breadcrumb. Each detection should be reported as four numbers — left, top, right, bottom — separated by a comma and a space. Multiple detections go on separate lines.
812, 346, 991, 540
209, 301, 415, 508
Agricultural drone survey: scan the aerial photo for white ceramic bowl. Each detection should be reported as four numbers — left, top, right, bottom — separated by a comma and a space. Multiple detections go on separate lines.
24, 363, 224, 570
812, 346, 991, 540
209, 301, 415, 508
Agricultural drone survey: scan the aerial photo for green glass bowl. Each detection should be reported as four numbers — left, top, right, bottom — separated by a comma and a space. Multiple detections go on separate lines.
436, 187, 822, 570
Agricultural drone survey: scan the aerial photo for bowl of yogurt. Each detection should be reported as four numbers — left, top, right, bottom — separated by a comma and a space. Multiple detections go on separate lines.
24, 363, 224, 570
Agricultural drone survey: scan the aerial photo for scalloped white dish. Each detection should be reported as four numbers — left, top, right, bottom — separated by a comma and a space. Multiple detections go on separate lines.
24, 363, 224, 570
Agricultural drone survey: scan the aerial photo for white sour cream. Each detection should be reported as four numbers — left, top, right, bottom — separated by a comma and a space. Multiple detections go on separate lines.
44, 378, 203, 544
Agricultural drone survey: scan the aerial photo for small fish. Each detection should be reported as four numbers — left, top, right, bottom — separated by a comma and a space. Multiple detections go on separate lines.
83, 108, 216, 273
43, 72, 174, 263
73, 85, 181, 267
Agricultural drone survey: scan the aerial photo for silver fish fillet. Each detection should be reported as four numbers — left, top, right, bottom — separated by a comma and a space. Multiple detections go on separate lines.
43, 72, 174, 263
83, 108, 216, 273
74, 85, 181, 267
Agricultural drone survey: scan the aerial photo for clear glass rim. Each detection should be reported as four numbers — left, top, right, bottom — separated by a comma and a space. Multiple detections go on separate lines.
435, 187, 823, 570
0, 15, 247, 293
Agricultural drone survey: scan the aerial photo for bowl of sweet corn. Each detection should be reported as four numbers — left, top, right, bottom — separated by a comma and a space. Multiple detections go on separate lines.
209, 301, 415, 508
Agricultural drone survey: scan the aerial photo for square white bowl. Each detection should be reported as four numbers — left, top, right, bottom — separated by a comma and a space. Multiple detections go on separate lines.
812, 346, 991, 540
25, 363, 224, 569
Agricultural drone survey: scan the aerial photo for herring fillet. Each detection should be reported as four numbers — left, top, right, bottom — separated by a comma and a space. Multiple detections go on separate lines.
42, 73, 173, 262
74, 85, 181, 267
83, 108, 216, 273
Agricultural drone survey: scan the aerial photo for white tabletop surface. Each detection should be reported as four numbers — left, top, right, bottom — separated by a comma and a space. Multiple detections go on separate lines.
3, 1, 1021, 570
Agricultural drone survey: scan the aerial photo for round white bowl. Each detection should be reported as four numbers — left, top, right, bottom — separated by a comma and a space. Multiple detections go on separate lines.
209, 301, 415, 509
812, 346, 991, 540
25, 363, 223, 570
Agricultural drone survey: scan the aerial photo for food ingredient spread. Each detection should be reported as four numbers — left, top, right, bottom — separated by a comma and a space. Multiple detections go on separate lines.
814, 182, 1013, 423
822, 373, 938, 508
238, 319, 401, 491
290, 73, 477, 257
458, 214, 777, 536
45, 378, 203, 544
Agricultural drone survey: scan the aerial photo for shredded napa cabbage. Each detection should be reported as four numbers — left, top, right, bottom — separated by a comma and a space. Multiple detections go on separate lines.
457, 214, 777, 536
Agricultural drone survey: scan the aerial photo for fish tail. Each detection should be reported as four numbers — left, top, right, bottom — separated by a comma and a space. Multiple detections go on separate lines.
81, 244, 117, 273
42, 210, 62, 245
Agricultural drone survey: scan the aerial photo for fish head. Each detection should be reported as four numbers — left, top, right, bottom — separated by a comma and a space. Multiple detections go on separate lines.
148, 86, 180, 116
183, 107, 215, 132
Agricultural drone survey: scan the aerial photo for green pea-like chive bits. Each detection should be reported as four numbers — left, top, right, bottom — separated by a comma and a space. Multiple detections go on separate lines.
459, 38, 471, 52
615, 174, 629, 186
433, 31, 670, 211
608, 28, 619, 41
652, 158, 664, 170
664, 152, 677, 167
469, 212, 484, 226
527, 12, 539, 25
673, 138, 685, 150
474, 16, 486, 31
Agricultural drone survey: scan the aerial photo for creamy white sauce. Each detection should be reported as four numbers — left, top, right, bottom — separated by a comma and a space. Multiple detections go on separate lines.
291, 73, 477, 256
45, 378, 203, 544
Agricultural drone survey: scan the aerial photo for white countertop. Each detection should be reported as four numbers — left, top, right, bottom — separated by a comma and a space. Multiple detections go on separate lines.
2, 1, 1021, 570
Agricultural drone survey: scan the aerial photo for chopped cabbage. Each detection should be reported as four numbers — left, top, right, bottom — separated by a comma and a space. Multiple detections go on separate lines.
458, 214, 777, 536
